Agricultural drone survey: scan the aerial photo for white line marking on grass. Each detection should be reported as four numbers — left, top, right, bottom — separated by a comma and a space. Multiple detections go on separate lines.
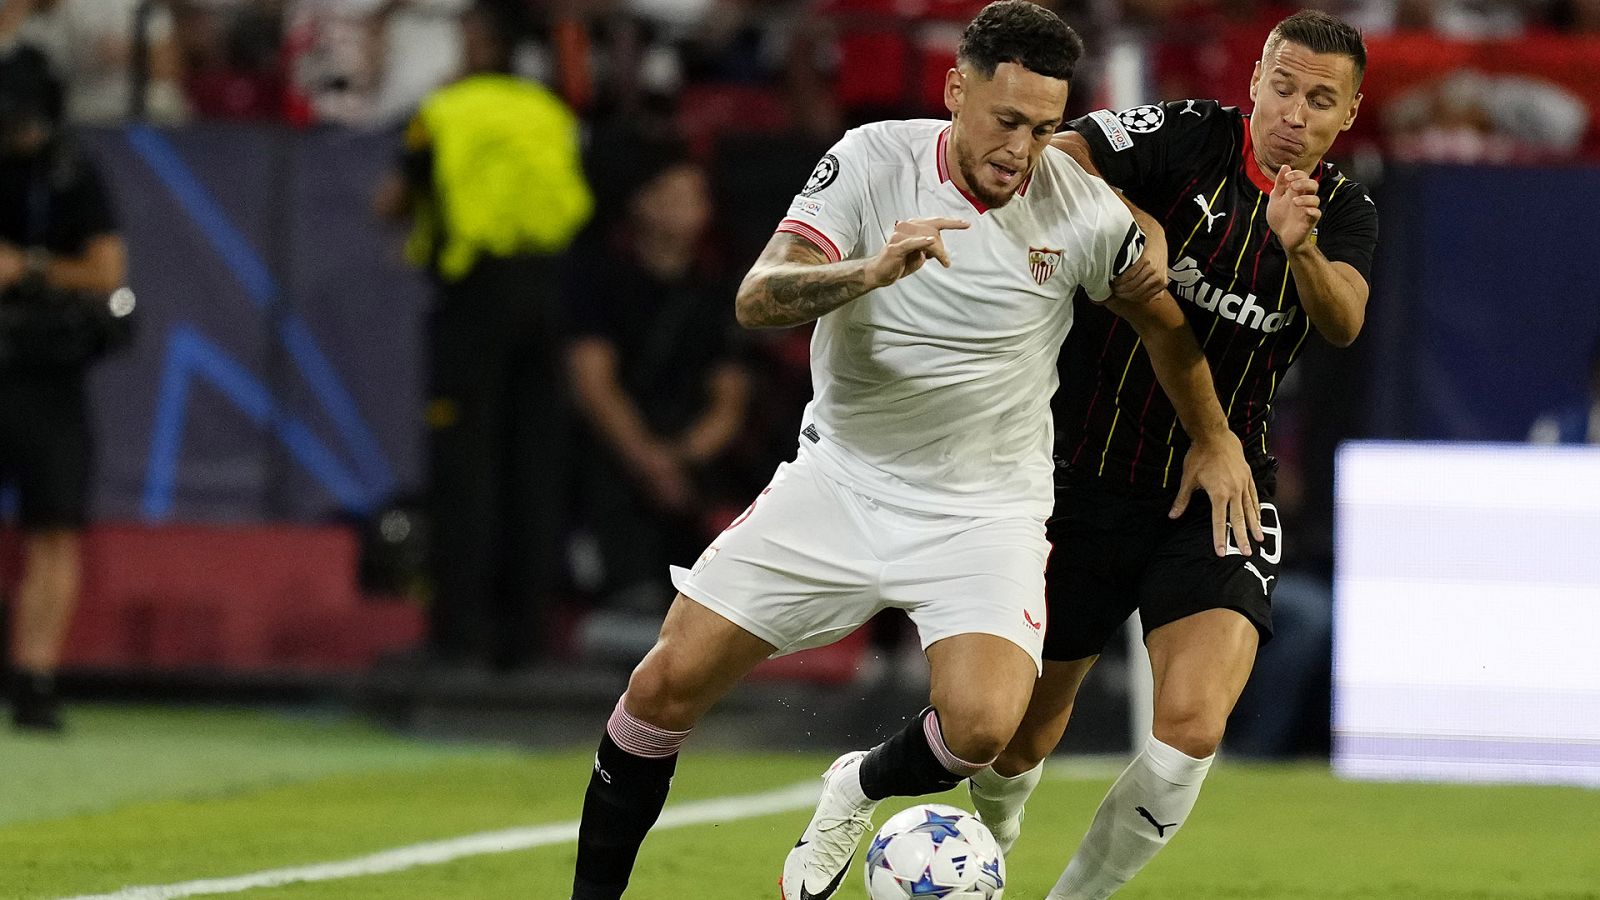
62, 756, 1126, 900
59, 781, 821, 900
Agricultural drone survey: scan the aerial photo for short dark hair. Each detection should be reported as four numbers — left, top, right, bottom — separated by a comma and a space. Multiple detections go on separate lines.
0, 46, 63, 127
957, 0, 1083, 83
1267, 10, 1367, 86
464, 1, 523, 72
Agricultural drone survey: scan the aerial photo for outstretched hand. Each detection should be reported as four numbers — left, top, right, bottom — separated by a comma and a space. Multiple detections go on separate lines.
864, 217, 970, 288
1170, 431, 1263, 557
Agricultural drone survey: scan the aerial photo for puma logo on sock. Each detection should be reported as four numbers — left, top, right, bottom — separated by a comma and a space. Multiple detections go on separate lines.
1136, 806, 1178, 837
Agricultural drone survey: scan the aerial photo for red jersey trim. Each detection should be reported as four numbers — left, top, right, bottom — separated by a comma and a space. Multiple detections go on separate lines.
1240, 117, 1326, 193
936, 125, 993, 214
776, 219, 842, 263
955, 185, 990, 214
1239, 121, 1278, 193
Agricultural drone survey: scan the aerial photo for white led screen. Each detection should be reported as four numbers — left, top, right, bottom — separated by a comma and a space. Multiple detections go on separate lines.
1333, 442, 1600, 786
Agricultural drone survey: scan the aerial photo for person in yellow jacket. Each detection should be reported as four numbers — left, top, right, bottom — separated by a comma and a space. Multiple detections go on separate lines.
377, 1, 591, 673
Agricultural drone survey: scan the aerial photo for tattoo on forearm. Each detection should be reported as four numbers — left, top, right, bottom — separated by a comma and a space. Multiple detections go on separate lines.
750, 267, 872, 325
740, 235, 874, 327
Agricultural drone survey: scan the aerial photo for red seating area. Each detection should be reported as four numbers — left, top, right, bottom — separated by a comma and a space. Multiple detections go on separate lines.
1359, 32, 1600, 156
818, 0, 985, 115
3, 526, 424, 673
2, 525, 876, 682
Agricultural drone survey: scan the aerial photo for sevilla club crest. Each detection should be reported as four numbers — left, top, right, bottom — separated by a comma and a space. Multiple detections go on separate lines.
1028, 247, 1062, 285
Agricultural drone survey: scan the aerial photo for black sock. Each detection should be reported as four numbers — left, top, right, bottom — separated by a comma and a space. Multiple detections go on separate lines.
858, 707, 966, 801
9, 668, 63, 731
8, 668, 56, 702
571, 732, 679, 899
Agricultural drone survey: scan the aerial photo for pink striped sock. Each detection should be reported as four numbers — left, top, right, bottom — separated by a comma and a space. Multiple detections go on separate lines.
923, 708, 992, 778
606, 697, 692, 759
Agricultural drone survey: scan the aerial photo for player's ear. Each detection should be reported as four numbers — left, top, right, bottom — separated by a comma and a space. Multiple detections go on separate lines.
1248, 61, 1262, 104
1342, 92, 1362, 132
945, 66, 965, 117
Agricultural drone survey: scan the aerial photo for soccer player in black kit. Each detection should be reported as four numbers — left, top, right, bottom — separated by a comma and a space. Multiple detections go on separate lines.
966, 11, 1378, 899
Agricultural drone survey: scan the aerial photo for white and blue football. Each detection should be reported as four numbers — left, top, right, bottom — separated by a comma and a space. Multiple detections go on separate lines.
863, 803, 1006, 899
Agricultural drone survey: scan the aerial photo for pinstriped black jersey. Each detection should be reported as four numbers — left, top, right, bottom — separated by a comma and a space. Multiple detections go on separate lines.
1056, 100, 1379, 489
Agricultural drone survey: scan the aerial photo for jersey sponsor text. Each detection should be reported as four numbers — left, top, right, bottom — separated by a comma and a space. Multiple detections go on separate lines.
1169, 256, 1299, 334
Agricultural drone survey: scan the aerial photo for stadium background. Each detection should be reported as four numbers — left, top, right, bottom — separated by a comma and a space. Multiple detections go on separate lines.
2, 1, 1599, 898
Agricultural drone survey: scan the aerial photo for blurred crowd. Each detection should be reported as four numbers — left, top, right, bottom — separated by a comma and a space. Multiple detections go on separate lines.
4, 0, 1600, 159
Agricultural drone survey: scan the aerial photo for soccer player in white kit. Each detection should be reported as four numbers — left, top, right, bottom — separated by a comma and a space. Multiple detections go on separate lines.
569, 4, 1260, 898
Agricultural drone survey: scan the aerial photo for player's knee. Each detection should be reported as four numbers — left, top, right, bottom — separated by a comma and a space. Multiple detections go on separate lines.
931, 683, 1029, 763
934, 707, 1016, 764
1153, 707, 1227, 759
622, 653, 703, 731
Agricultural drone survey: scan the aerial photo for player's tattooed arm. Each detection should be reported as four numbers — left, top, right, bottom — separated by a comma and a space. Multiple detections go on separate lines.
735, 234, 875, 328
736, 217, 969, 328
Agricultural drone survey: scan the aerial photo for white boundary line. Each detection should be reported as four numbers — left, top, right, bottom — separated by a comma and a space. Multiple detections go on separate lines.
58, 757, 1128, 900
59, 781, 821, 900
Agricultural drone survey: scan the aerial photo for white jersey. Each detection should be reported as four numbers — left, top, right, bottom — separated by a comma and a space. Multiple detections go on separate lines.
775, 119, 1143, 519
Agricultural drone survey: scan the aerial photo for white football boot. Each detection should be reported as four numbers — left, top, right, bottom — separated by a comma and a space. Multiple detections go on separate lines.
780, 751, 878, 900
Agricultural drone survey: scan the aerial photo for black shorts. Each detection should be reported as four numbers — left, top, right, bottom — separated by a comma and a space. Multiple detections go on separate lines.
0, 373, 93, 530
1041, 460, 1281, 662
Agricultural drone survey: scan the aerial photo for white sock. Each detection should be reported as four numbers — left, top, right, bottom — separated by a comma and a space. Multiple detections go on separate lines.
837, 755, 873, 810
968, 763, 1044, 851
1047, 736, 1213, 900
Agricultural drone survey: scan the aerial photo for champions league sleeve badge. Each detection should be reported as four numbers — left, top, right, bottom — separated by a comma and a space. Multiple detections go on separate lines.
801, 153, 840, 196
1117, 105, 1165, 133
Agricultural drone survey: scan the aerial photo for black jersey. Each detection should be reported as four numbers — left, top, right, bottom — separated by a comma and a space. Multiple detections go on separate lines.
1056, 99, 1378, 489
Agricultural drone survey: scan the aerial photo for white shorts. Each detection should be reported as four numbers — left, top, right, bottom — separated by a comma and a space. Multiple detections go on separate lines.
670, 453, 1051, 673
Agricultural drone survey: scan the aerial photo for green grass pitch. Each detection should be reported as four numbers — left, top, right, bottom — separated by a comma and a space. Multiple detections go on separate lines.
2, 706, 1597, 899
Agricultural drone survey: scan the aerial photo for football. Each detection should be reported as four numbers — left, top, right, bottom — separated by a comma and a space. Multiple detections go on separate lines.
863, 803, 1006, 899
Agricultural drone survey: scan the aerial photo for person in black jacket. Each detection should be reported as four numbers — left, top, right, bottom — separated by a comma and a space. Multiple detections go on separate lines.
0, 46, 126, 732
565, 145, 752, 639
